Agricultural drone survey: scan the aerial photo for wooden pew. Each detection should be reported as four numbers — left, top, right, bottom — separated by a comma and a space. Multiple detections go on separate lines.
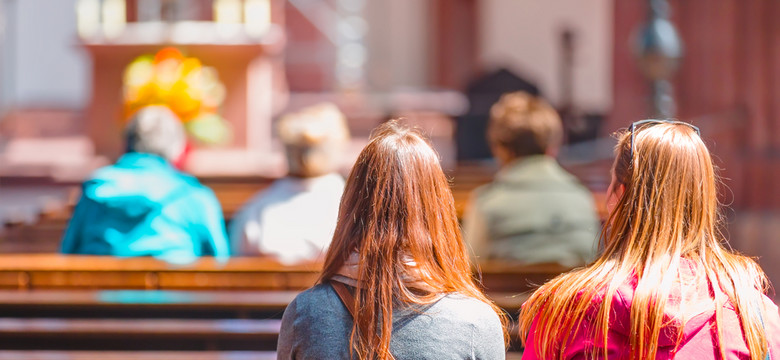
0, 254, 569, 319
0, 318, 280, 351
0, 254, 570, 320
198, 175, 276, 221
476, 261, 570, 293
0, 162, 607, 254
201, 168, 500, 222
200, 165, 607, 222
0, 351, 514, 360
0, 351, 276, 360
0, 289, 531, 353
0, 255, 321, 290
0, 256, 566, 354
0, 288, 533, 320
0, 289, 529, 353
0, 289, 296, 319
0, 254, 567, 294
0, 288, 529, 352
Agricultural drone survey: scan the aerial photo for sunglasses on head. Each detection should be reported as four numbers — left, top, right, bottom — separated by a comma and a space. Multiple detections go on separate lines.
629, 119, 701, 159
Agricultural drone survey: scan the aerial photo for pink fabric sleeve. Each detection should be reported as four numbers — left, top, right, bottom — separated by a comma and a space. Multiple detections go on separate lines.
762, 296, 780, 359
521, 315, 541, 360
521, 314, 598, 360
522, 311, 626, 360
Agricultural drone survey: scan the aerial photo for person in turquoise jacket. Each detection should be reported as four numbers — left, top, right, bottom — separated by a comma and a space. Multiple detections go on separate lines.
61, 106, 230, 263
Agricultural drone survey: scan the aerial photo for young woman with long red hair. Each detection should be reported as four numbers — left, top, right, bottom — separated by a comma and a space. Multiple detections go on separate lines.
520, 120, 780, 359
277, 121, 508, 359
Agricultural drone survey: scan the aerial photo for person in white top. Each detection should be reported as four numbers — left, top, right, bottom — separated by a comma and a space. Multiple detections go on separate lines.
229, 103, 350, 263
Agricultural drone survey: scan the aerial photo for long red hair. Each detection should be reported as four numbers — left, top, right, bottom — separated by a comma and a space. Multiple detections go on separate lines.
519, 123, 769, 359
320, 120, 508, 359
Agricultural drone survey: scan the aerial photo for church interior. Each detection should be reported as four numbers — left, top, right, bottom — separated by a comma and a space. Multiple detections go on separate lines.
0, 0, 779, 358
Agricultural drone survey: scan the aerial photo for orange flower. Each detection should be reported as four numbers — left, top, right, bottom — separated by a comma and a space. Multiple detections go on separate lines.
122, 48, 231, 145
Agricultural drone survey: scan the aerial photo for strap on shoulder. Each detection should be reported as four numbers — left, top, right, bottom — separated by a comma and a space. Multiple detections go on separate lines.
331, 281, 357, 318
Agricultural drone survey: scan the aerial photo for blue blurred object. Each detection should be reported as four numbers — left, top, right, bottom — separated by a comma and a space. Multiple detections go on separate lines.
61, 152, 230, 262
634, 0, 683, 118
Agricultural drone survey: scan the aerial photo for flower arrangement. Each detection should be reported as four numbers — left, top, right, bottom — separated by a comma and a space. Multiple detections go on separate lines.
122, 47, 231, 145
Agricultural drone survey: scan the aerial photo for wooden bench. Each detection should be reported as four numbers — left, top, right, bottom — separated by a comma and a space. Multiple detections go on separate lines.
0, 162, 607, 254
0, 318, 280, 351
0, 288, 532, 320
0, 255, 562, 353
0, 254, 570, 321
0, 351, 276, 360
0, 255, 569, 325
0, 254, 567, 294
201, 166, 608, 222
476, 261, 570, 293
198, 175, 275, 221
0, 351, 519, 360
0, 255, 321, 290
0, 293, 529, 352
0, 289, 296, 319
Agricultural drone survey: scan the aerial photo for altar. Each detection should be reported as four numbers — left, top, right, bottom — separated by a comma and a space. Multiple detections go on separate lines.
78, 0, 288, 175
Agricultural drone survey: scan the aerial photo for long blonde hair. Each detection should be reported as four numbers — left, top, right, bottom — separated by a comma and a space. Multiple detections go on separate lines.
519, 121, 769, 359
320, 121, 508, 359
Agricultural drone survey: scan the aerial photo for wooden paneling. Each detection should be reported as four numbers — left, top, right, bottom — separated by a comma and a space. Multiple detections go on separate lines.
429, 0, 479, 90
608, 0, 780, 300
609, 0, 780, 210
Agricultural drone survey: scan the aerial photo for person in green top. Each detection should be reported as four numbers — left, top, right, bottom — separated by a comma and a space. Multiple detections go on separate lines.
61, 106, 230, 264
463, 92, 599, 267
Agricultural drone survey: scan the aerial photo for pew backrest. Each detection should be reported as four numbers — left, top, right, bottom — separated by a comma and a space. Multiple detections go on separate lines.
0, 255, 321, 290
0, 254, 570, 294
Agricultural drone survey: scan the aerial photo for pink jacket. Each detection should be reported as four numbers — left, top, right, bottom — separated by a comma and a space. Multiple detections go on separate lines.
522, 264, 780, 359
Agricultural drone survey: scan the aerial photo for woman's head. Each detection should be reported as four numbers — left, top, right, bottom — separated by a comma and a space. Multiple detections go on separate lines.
277, 103, 350, 177
488, 91, 563, 164
124, 105, 186, 162
520, 119, 770, 360
604, 120, 718, 259
321, 120, 507, 359
323, 120, 467, 284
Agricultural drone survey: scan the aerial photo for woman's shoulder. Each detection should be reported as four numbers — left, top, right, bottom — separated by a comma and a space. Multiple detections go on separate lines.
288, 283, 346, 318
279, 283, 353, 359
293, 282, 339, 304
392, 293, 505, 358
427, 293, 503, 327
291, 285, 503, 332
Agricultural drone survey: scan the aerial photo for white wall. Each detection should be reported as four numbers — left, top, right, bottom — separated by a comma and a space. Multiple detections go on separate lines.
479, 0, 612, 113
0, 0, 13, 114
364, 0, 429, 90
1, 0, 610, 110
3, 0, 89, 109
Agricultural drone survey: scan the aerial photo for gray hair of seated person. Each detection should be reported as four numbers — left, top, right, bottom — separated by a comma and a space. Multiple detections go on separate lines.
277, 103, 350, 177
124, 106, 187, 162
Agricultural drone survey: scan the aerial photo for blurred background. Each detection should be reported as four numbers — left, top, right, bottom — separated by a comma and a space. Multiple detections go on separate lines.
0, 0, 778, 294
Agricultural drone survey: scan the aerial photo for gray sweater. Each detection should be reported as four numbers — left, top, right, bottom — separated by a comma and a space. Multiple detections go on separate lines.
277, 283, 506, 359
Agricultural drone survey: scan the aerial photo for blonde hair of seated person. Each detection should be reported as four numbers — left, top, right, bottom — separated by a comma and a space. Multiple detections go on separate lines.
519, 122, 770, 360
277, 103, 350, 177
